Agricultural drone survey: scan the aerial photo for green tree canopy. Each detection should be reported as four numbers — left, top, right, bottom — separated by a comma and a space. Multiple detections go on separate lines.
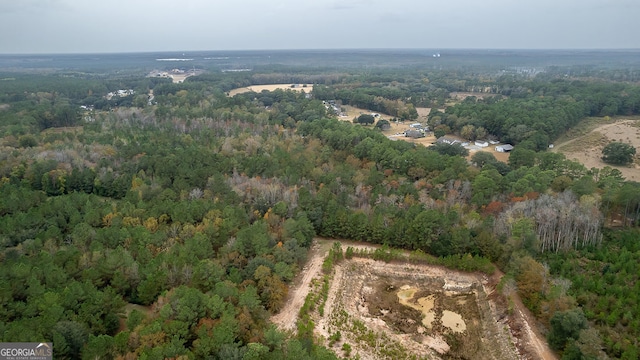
471, 151, 498, 168
601, 142, 636, 165
428, 142, 469, 157
547, 309, 588, 352
355, 114, 375, 125
375, 119, 390, 130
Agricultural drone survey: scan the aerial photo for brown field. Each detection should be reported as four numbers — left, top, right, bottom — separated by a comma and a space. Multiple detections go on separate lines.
228, 84, 312, 96
491, 150, 511, 163
553, 117, 640, 181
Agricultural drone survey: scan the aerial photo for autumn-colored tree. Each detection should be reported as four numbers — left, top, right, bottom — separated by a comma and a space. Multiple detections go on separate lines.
515, 256, 548, 314
460, 124, 476, 140
254, 265, 288, 312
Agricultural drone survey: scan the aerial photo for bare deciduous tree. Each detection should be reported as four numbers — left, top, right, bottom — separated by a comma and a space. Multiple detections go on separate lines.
495, 191, 602, 252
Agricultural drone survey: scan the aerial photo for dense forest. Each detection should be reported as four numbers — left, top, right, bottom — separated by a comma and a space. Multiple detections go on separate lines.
1, 51, 640, 359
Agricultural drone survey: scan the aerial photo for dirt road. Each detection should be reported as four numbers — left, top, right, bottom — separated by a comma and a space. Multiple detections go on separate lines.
270, 240, 328, 331
513, 300, 558, 360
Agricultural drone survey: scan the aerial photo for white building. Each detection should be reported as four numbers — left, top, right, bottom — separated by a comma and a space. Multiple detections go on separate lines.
495, 144, 514, 152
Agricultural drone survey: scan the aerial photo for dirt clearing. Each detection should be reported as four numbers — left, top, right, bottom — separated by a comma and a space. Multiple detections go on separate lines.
553, 118, 640, 181
272, 239, 556, 360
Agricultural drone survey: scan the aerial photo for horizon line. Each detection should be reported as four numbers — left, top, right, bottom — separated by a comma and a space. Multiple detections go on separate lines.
1, 47, 640, 56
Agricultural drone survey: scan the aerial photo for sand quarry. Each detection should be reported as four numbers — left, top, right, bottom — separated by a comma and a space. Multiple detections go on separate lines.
272, 239, 556, 360
553, 118, 640, 181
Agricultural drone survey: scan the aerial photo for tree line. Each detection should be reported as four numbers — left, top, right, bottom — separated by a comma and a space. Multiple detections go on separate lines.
1, 62, 640, 358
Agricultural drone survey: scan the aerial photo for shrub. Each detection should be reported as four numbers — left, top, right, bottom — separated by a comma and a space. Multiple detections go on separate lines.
602, 142, 636, 165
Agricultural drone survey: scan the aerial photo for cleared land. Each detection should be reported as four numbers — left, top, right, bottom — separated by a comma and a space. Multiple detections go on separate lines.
553, 117, 640, 181
148, 69, 203, 83
339, 105, 439, 147
339, 105, 510, 163
231, 89, 510, 161
228, 84, 312, 96
272, 239, 556, 360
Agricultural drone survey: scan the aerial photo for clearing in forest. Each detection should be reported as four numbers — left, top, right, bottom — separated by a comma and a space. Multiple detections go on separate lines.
553, 117, 640, 181
272, 239, 556, 360
228, 84, 312, 96
340, 105, 511, 162
337, 105, 439, 147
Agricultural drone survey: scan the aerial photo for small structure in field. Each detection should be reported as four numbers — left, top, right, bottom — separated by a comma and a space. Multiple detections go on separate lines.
437, 136, 459, 145
405, 129, 425, 138
475, 140, 489, 148
495, 144, 514, 152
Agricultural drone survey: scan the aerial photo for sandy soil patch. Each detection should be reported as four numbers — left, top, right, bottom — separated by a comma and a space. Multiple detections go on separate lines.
416, 107, 431, 119
554, 119, 640, 181
170, 73, 190, 83
270, 240, 331, 332
228, 84, 312, 96
272, 239, 556, 360
321, 258, 516, 360
492, 150, 511, 163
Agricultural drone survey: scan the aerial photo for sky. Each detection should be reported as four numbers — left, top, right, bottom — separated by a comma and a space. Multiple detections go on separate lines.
0, 0, 638, 54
